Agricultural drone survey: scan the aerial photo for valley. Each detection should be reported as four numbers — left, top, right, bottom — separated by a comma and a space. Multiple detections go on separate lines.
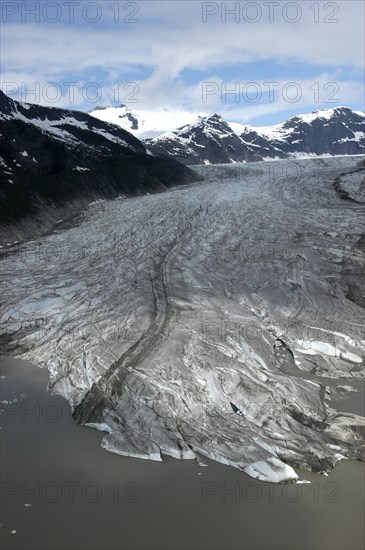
1, 156, 364, 483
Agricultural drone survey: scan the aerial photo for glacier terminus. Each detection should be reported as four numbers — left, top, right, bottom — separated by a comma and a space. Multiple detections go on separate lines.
1, 156, 364, 483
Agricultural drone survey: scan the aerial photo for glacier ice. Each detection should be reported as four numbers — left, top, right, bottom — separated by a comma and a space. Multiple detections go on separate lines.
1, 157, 364, 482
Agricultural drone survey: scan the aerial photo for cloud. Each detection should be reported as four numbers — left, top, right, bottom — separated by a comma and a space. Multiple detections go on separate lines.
1, 0, 364, 121
216, 75, 365, 123
2, 1, 364, 73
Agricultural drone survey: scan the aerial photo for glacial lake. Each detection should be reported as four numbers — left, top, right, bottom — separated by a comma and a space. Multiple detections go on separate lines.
0, 356, 364, 550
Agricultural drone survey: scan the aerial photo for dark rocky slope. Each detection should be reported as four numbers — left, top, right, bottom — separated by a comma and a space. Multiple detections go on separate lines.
145, 107, 364, 165
145, 114, 262, 164
240, 107, 365, 159
0, 91, 200, 245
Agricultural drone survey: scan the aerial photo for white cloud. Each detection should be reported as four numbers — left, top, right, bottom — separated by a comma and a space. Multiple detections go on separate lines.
1, 1, 364, 120
218, 76, 365, 123
2, 1, 364, 74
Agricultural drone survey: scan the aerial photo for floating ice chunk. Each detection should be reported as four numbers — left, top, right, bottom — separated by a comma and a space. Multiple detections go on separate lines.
337, 385, 358, 393
244, 457, 298, 483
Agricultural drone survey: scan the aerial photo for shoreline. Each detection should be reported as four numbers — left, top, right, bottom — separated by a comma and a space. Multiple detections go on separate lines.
1, 356, 364, 550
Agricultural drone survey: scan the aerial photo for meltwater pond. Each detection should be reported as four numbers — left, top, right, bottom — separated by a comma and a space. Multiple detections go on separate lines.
0, 357, 364, 550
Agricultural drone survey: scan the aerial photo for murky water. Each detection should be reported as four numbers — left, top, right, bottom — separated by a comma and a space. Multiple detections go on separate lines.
1, 356, 364, 550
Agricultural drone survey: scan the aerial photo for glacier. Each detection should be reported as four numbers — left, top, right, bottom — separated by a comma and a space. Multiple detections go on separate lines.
1, 156, 364, 483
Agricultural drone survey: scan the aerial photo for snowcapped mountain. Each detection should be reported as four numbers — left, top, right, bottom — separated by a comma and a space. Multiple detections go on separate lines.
234, 107, 365, 160
145, 113, 263, 164
0, 91, 199, 244
147, 107, 365, 164
92, 105, 364, 165
90, 104, 209, 139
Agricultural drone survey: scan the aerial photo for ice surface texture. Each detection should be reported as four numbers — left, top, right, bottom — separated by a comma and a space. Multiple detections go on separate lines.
1, 157, 364, 482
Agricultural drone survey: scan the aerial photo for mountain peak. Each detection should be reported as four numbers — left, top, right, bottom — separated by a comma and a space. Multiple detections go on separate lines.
0, 91, 199, 242
146, 105, 364, 165
206, 112, 224, 121
175, 112, 231, 137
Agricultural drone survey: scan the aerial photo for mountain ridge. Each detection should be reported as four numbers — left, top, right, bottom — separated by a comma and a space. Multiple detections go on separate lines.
90, 104, 365, 165
0, 91, 200, 245
146, 107, 365, 164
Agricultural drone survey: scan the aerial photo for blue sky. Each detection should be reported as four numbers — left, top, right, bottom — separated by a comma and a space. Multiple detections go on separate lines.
1, 0, 364, 125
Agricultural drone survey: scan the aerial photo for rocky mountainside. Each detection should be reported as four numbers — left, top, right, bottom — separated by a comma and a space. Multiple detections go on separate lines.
0, 91, 200, 245
234, 107, 365, 160
109, 106, 364, 165
145, 114, 263, 164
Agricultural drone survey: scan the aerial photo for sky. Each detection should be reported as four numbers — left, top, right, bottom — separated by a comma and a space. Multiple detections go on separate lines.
1, 0, 364, 126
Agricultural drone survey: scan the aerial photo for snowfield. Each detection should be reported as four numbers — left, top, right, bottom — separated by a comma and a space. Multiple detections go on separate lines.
90, 105, 209, 139
1, 157, 364, 482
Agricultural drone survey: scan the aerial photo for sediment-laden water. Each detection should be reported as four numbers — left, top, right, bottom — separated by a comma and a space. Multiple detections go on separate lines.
0, 357, 364, 550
